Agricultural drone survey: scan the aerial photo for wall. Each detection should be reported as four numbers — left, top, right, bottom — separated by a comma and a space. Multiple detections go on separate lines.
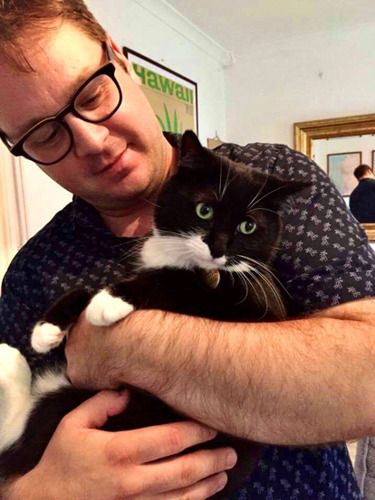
224, 23, 375, 148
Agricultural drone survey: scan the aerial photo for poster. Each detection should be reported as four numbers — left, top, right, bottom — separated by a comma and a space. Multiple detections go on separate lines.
123, 47, 198, 135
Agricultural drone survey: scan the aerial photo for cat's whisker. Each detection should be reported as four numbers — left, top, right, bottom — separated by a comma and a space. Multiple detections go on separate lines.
238, 255, 290, 299
243, 268, 270, 319
114, 235, 150, 248
247, 185, 287, 211
218, 156, 223, 201
247, 173, 269, 210
235, 270, 251, 305
208, 186, 219, 202
246, 207, 280, 217
221, 170, 240, 201
140, 197, 161, 208
235, 264, 268, 315
245, 264, 285, 317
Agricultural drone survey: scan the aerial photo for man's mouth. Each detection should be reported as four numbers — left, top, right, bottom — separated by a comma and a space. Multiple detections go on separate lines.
92, 144, 129, 176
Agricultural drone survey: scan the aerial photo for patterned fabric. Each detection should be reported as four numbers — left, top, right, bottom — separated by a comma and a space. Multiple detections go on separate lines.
1, 132, 373, 498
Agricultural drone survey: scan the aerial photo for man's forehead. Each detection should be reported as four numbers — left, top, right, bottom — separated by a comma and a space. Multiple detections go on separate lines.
0, 25, 103, 139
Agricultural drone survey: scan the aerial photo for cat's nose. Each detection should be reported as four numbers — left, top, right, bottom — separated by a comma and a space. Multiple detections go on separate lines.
210, 247, 225, 259
203, 232, 230, 259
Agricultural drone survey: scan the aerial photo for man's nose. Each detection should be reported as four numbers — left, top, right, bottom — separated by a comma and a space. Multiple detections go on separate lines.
65, 115, 109, 157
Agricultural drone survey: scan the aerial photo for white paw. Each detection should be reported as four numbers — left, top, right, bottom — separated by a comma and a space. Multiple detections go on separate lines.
86, 289, 134, 326
31, 322, 65, 353
0, 344, 31, 389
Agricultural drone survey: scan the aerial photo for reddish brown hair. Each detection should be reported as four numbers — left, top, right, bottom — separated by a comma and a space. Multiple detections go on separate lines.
0, 0, 107, 71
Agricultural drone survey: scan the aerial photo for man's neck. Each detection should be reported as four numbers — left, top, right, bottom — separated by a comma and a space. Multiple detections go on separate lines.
102, 203, 156, 237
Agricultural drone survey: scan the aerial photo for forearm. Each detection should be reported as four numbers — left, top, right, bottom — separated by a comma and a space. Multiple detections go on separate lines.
75, 299, 375, 446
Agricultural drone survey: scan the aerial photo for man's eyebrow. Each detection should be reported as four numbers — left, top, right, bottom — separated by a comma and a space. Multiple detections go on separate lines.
9, 65, 96, 141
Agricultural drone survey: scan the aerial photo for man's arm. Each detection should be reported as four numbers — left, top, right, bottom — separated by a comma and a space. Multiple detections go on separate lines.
67, 298, 375, 446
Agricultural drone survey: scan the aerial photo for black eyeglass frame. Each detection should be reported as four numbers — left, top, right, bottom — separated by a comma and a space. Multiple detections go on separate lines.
0, 43, 123, 166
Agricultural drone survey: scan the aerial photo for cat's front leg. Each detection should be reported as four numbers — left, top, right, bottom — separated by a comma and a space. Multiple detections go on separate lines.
31, 289, 93, 353
86, 288, 134, 327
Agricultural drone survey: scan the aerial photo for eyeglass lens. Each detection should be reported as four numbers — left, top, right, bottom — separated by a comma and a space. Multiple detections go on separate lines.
23, 72, 120, 164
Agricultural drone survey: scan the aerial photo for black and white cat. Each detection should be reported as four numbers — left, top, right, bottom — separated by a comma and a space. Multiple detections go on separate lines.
0, 131, 309, 496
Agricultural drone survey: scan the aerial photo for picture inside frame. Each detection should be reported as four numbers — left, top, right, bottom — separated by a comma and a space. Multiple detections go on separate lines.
123, 47, 198, 135
327, 151, 362, 197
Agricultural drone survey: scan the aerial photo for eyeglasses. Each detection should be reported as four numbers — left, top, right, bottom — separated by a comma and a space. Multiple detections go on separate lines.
0, 43, 122, 166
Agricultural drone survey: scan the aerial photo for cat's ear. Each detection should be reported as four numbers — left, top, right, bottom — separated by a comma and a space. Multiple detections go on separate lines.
180, 130, 204, 160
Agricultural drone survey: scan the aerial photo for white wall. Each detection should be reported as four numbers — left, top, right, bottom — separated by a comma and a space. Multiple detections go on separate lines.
224, 23, 375, 148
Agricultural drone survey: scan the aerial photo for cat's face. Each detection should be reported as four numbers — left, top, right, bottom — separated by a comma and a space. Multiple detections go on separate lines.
141, 131, 308, 274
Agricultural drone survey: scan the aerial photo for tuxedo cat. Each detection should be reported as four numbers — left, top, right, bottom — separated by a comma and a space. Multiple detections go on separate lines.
0, 131, 309, 497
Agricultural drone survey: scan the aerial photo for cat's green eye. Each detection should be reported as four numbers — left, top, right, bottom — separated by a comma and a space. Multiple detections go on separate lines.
238, 220, 257, 235
196, 203, 214, 220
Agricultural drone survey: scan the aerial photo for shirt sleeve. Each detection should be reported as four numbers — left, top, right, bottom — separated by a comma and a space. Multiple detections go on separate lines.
271, 146, 375, 315
0, 255, 64, 370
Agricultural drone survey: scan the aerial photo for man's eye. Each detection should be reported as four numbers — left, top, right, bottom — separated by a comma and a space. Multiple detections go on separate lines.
30, 125, 60, 146
78, 91, 103, 109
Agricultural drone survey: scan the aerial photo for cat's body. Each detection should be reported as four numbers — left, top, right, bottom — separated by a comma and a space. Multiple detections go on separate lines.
0, 131, 309, 497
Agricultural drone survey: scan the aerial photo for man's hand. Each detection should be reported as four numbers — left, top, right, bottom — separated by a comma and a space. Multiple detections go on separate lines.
5, 390, 236, 499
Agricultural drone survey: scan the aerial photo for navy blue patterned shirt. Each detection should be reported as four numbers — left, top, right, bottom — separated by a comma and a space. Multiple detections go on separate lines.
1, 133, 373, 499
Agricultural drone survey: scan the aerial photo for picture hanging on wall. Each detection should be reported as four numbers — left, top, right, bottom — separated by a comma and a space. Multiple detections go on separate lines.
123, 47, 198, 135
327, 151, 362, 197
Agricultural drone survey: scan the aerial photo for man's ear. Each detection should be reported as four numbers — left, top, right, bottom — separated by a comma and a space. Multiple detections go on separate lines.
106, 36, 142, 86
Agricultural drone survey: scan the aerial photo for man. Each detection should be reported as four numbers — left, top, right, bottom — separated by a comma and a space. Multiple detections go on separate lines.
350, 164, 375, 223
1, 1, 375, 498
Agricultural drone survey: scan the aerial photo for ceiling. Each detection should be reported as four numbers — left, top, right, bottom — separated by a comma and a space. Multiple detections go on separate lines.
165, 0, 375, 55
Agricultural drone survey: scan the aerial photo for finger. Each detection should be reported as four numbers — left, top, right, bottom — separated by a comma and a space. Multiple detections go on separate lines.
146, 447, 237, 494
109, 421, 218, 464
63, 390, 130, 429
158, 472, 228, 500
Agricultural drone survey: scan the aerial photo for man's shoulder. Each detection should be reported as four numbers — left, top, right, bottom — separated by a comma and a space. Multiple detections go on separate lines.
214, 140, 320, 183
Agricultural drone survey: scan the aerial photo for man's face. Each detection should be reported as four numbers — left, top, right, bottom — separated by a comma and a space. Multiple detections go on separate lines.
0, 22, 172, 214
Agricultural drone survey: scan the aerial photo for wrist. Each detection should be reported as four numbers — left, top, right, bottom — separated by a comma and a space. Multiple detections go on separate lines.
2, 474, 34, 500
3, 468, 57, 500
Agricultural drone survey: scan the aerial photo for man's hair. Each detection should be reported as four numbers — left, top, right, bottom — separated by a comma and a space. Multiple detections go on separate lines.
0, 0, 107, 72
354, 164, 372, 180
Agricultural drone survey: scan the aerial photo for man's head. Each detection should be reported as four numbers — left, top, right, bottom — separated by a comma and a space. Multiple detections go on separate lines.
0, 0, 107, 72
0, 0, 175, 218
354, 164, 374, 181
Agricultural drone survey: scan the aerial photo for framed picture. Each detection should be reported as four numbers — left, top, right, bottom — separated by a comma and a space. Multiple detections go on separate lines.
372, 150, 375, 171
123, 47, 198, 135
327, 151, 362, 196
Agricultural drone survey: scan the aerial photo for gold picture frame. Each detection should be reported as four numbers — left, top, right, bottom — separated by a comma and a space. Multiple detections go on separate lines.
294, 113, 375, 241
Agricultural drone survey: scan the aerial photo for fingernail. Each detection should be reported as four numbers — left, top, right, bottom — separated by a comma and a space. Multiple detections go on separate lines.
207, 428, 218, 438
226, 451, 237, 468
217, 472, 228, 490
